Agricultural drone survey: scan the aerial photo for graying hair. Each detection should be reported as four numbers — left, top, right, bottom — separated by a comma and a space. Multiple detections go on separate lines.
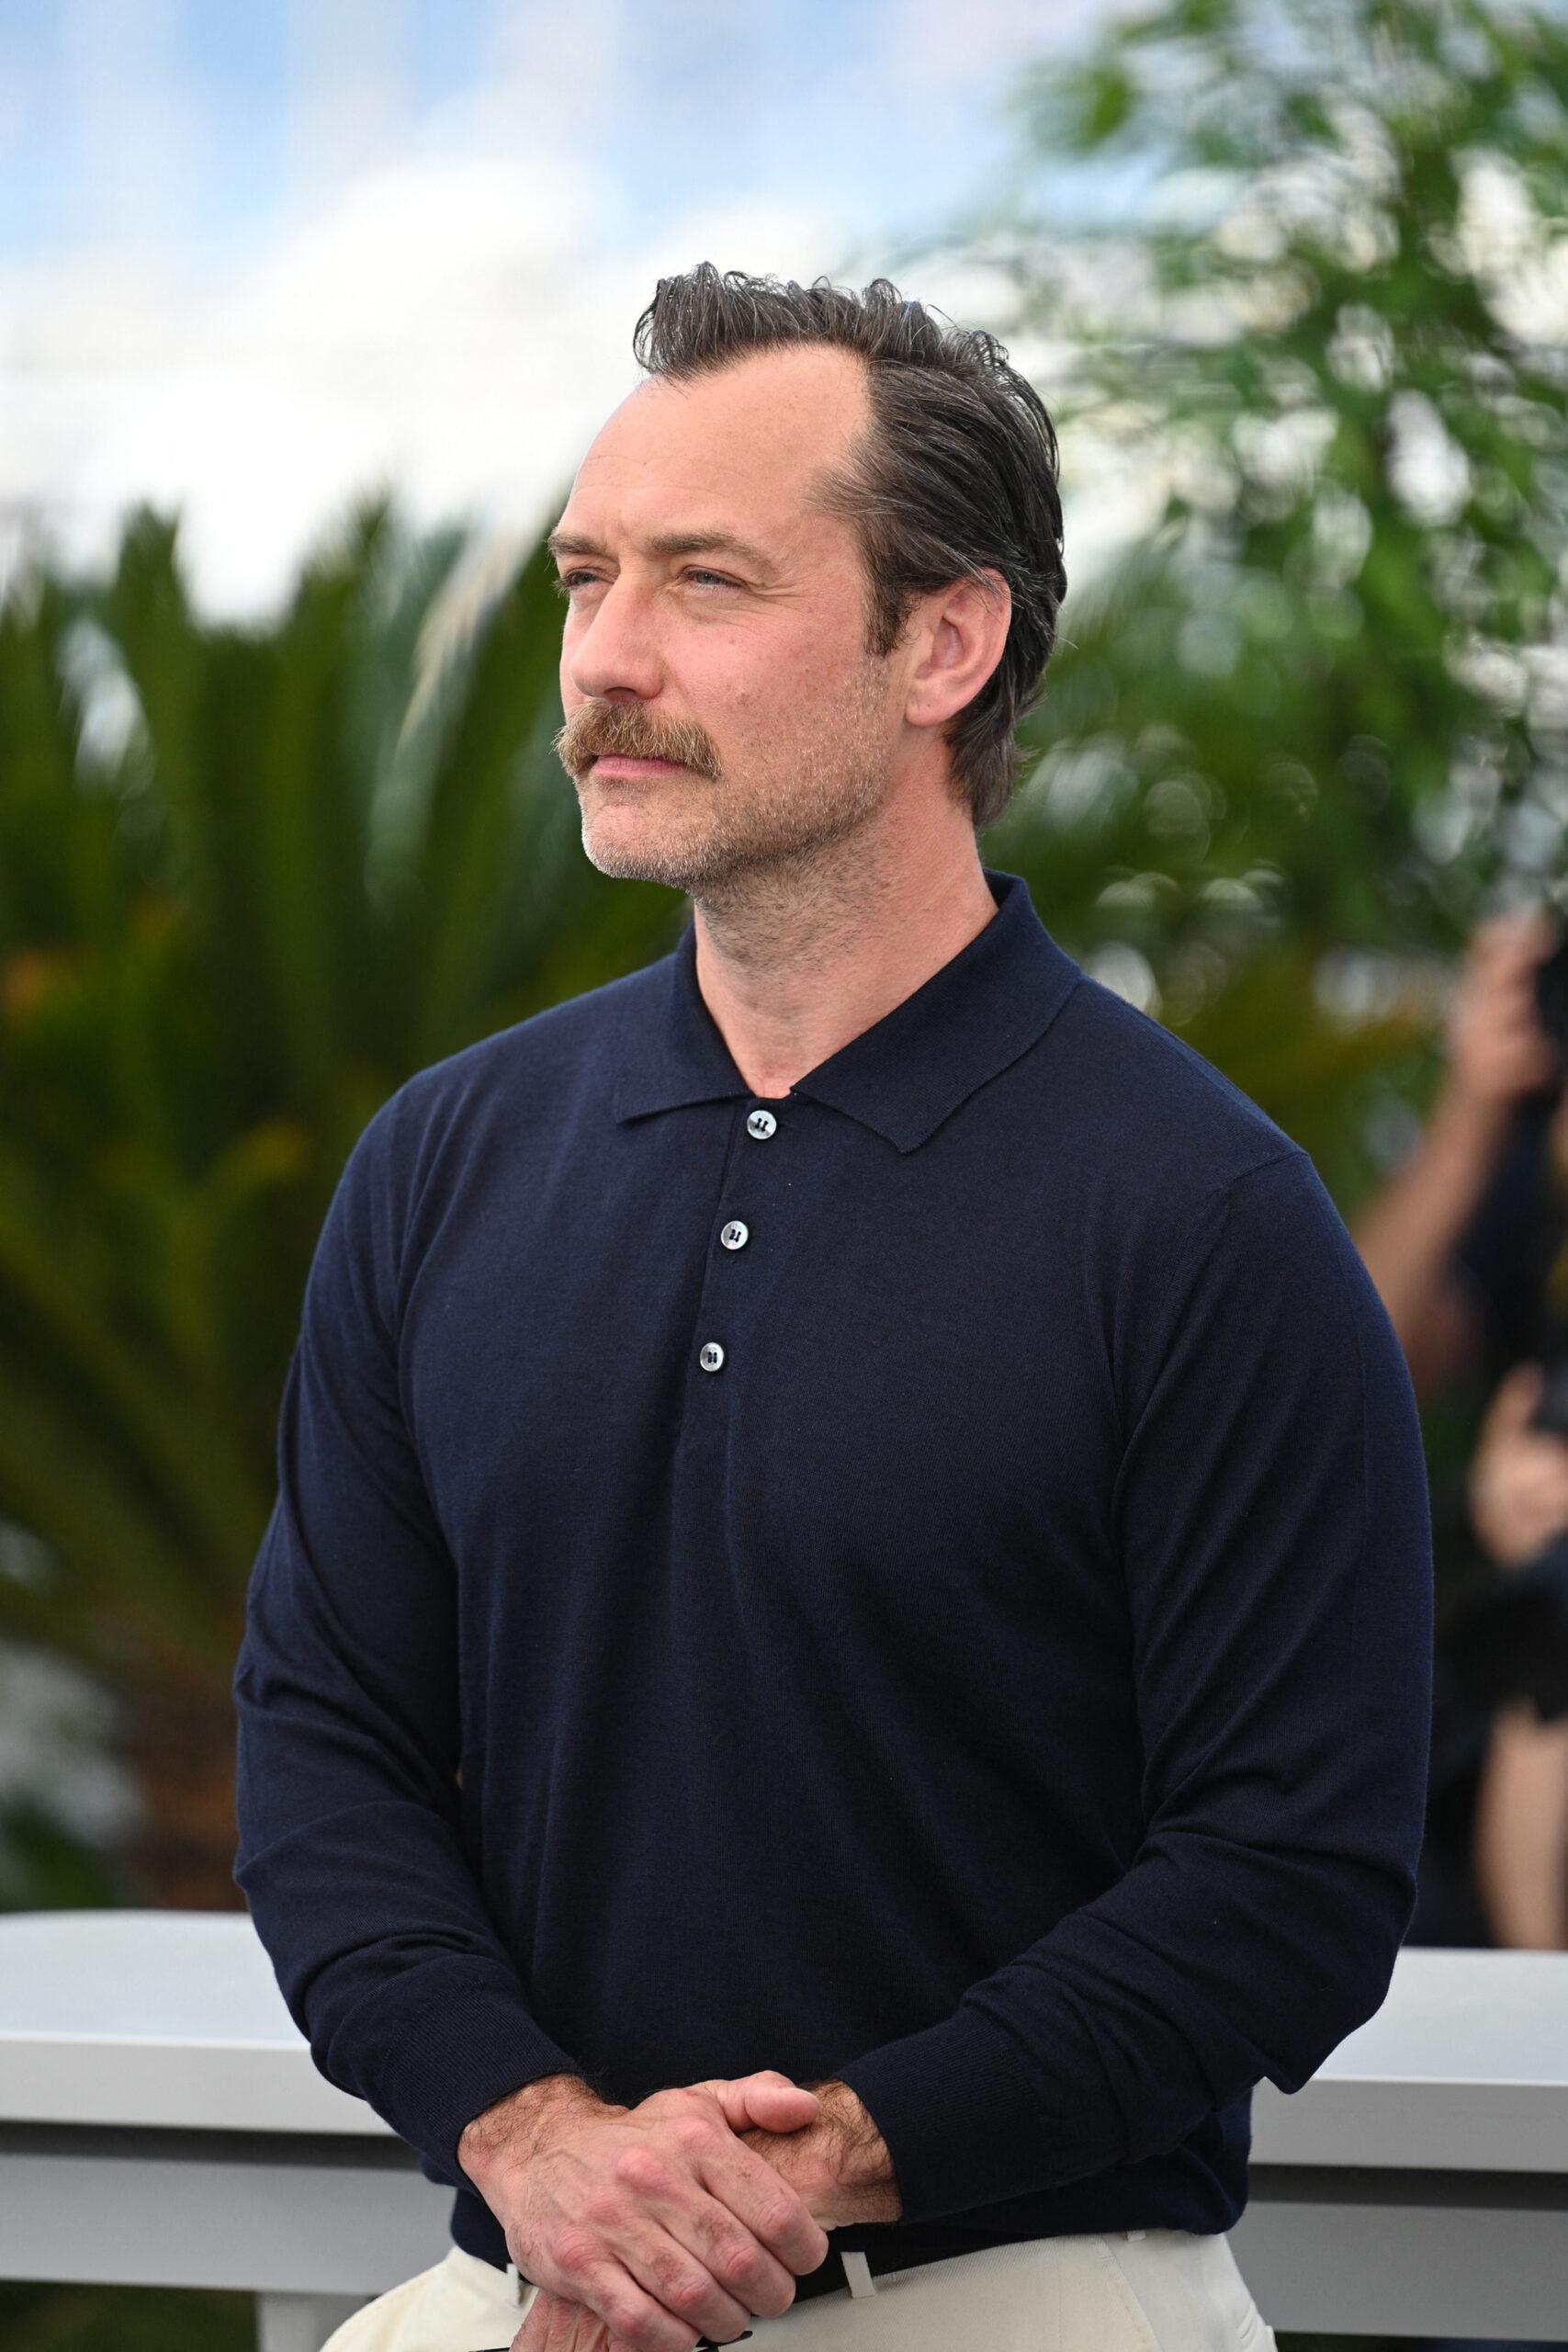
631, 264, 1068, 832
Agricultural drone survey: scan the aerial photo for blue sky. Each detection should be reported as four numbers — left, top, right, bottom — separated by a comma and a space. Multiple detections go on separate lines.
0, 0, 1125, 611
3, 0, 478, 259
0, 0, 1109, 269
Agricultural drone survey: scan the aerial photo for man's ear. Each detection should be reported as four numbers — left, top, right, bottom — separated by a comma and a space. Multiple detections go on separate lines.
903, 569, 1010, 732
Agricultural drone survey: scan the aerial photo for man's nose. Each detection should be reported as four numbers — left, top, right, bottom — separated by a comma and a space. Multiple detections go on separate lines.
566, 579, 664, 704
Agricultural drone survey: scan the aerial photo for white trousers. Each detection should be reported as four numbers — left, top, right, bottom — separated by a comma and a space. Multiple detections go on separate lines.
321, 2227, 1279, 2352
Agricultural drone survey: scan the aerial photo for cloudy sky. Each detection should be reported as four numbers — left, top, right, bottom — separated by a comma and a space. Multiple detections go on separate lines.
0, 0, 1123, 615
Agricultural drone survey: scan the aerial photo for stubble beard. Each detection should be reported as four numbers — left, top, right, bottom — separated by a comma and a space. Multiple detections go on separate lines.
576, 664, 897, 901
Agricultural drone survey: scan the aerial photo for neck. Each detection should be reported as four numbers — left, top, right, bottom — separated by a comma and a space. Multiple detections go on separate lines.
689, 820, 999, 1100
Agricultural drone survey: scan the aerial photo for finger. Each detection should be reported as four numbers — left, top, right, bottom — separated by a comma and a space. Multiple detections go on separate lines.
568, 2258, 699, 2352
565, 2165, 753, 2350
513, 2280, 566, 2352
1483, 979, 1560, 1033
633, 2177, 797, 2323
550, 2289, 620, 2352
1493, 1363, 1546, 1426
511, 2280, 547, 2352
539, 2291, 609, 2352
1466, 915, 1518, 962
1495, 933, 1559, 981
626, 2081, 819, 2324
1508, 1502, 1568, 1554
1468, 995, 1558, 1061
1492, 989, 1562, 1041
1506, 1453, 1568, 1503
519, 2277, 644, 2352
1481, 971, 1551, 1012
1482, 1384, 1537, 1450
1508, 1436, 1568, 1484
1472, 910, 1559, 967
699, 2070, 820, 2134
615, 2082, 822, 2314
611, 2206, 756, 2344
693, 2123, 831, 2278
1516, 1436, 1568, 1480
1493, 1036, 1562, 1086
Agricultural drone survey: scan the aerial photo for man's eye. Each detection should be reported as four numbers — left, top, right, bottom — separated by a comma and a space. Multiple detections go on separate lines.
549, 566, 738, 597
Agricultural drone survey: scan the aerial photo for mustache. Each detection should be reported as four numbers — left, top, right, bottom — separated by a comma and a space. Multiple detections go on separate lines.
554, 702, 723, 784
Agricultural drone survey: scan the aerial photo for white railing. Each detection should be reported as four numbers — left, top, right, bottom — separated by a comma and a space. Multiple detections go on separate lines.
3, 1912, 1566, 2347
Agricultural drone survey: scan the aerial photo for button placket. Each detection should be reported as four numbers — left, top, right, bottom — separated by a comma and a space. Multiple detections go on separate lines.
717, 1098, 778, 1302
691, 1102, 786, 1393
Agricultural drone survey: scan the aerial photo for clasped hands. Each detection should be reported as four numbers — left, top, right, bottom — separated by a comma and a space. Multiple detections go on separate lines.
458, 2067, 901, 2352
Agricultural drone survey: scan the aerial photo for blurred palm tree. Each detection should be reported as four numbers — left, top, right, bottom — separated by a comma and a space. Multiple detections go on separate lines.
0, 499, 684, 1905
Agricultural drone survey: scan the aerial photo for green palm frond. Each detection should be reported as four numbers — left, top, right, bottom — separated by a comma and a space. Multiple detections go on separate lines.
0, 496, 686, 1698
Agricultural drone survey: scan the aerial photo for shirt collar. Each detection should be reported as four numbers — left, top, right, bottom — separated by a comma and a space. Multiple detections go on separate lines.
610, 865, 1081, 1155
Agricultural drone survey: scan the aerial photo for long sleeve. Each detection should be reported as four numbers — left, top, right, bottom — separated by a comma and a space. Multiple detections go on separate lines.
837, 1147, 1434, 2223
231, 1091, 584, 2186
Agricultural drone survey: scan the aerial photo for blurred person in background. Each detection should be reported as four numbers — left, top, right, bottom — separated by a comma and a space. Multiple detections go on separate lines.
1355, 910, 1568, 1952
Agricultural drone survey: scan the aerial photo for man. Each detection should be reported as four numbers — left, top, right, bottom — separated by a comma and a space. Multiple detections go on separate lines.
232, 266, 1433, 2352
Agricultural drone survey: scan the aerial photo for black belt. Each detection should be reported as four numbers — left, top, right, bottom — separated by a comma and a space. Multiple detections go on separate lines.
479, 2239, 976, 2347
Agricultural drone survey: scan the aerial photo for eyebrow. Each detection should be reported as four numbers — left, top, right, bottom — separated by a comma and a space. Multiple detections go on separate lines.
545, 527, 781, 576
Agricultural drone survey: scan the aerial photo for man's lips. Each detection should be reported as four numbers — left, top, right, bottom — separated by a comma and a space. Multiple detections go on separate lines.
589, 753, 689, 778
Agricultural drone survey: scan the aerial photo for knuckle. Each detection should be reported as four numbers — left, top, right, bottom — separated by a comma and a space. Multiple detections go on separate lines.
657, 2260, 713, 2318
715, 2237, 766, 2294
553, 2224, 597, 2278
612, 2145, 668, 2195
671, 2112, 716, 2156
752, 2195, 799, 2240
605, 2297, 661, 2350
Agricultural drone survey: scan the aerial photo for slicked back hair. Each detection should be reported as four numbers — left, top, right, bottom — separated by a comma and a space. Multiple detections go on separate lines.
631, 264, 1067, 833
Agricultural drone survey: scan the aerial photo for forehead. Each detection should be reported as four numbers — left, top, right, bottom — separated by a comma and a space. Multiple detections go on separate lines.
559, 343, 871, 550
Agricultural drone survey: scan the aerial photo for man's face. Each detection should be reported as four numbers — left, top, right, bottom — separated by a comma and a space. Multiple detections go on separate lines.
550, 344, 908, 896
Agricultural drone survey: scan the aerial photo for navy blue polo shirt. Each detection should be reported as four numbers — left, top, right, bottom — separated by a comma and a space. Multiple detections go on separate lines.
231, 865, 1433, 2278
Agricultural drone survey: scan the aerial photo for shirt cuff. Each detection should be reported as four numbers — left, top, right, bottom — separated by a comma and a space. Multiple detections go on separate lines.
360, 1968, 587, 2190
835, 1995, 1115, 2223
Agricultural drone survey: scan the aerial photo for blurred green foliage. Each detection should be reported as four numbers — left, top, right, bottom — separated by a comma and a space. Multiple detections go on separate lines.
0, 0, 1562, 1901
968, 0, 1568, 1211
0, 499, 694, 1907
2, 0, 1565, 2341
0, 2278, 254, 2352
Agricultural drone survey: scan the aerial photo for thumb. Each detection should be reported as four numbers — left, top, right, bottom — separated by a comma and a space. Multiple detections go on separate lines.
1493, 1362, 1545, 1431
693, 2069, 821, 2135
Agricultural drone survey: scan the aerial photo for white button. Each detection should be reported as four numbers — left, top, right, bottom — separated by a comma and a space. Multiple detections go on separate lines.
746, 1107, 777, 1139
720, 1221, 749, 1250
698, 1340, 725, 1372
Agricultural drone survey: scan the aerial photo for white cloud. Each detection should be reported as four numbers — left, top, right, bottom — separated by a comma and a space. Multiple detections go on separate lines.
877, 0, 1116, 91
0, 0, 1130, 616
0, 147, 843, 616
